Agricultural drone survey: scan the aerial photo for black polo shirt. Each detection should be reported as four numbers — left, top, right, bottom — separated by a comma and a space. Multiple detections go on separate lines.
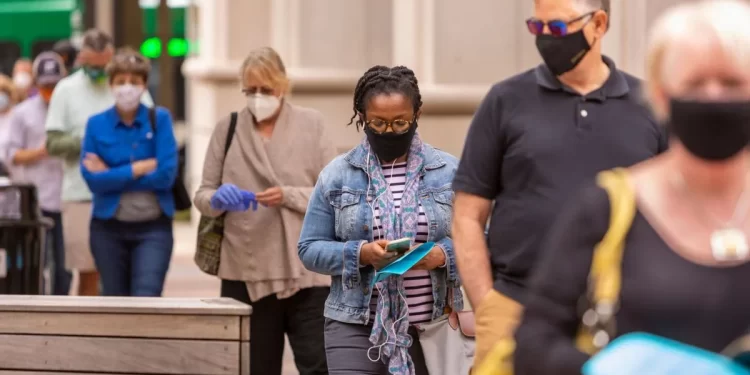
453, 56, 668, 303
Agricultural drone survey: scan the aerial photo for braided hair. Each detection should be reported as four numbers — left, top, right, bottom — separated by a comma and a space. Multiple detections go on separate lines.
348, 65, 423, 129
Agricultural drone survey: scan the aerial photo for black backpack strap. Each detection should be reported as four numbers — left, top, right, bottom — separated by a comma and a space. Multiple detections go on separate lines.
149, 106, 157, 132
223, 112, 238, 156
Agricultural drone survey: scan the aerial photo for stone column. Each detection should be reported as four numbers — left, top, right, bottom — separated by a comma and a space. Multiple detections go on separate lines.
93, 0, 114, 36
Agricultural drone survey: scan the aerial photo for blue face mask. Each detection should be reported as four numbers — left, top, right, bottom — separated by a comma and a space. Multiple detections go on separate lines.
371, 242, 435, 287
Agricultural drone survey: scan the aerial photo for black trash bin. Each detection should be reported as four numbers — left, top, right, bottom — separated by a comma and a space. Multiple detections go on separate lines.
0, 183, 53, 295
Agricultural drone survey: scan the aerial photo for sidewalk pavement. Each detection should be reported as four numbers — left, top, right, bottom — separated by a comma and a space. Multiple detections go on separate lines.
163, 222, 299, 375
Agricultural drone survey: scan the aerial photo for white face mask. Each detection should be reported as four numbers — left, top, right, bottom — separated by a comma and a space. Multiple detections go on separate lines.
247, 93, 281, 122
0, 93, 10, 112
13, 72, 31, 90
113, 84, 145, 112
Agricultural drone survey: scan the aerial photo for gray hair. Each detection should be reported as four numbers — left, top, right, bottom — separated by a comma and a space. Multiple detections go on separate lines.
575, 0, 610, 29
81, 29, 113, 52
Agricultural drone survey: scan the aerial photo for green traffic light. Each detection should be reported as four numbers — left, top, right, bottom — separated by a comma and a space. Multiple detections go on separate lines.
168, 38, 189, 57
140, 37, 190, 58
141, 37, 161, 58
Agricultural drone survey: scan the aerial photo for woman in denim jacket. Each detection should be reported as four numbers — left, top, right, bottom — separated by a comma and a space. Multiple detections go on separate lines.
298, 65, 463, 375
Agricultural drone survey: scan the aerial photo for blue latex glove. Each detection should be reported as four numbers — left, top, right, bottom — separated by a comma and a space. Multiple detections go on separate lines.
241, 190, 258, 211
210, 184, 254, 212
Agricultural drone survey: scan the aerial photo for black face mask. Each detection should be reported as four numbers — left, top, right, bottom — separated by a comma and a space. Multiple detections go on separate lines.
669, 98, 750, 161
535, 29, 592, 76
364, 122, 418, 162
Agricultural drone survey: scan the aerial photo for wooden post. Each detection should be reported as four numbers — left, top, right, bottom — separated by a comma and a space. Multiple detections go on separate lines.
157, 0, 175, 112
113, 0, 143, 50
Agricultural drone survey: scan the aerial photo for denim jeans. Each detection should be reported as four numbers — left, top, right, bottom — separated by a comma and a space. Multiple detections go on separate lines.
89, 216, 173, 296
42, 210, 71, 295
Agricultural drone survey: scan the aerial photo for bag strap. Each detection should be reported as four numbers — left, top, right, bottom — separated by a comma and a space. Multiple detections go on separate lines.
474, 169, 636, 375
591, 168, 636, 308
149, 107, 157, 132
575, 167, 637, 354
224, 112, 238, 156
214, 112, 239, 189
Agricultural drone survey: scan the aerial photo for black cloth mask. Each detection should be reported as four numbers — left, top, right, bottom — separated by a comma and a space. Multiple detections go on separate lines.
669, 98, 750, 161
364, 122, 418, 162
535, 29, 593, 76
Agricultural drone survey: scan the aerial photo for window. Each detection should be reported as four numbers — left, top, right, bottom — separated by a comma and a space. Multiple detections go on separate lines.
31, 40, 59, 60
0, 42, 21, 76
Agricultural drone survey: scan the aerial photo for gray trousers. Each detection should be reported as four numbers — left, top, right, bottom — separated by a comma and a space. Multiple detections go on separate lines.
324, 318, 429, 375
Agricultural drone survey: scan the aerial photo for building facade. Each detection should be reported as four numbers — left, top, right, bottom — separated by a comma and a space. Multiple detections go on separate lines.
180, 0, 684, 228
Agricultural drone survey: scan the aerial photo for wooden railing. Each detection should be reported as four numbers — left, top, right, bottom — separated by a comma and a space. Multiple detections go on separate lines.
0, 296, 251, 375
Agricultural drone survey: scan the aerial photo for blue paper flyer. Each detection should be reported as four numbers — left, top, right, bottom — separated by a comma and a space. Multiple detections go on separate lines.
371, 242, 435, 287
584, 332, 750, 375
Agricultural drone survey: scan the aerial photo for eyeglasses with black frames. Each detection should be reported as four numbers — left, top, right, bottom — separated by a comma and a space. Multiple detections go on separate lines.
364, 118, 415, 135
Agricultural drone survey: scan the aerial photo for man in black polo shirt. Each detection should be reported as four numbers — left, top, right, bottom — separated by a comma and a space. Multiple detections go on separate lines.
452, 0, 668, 367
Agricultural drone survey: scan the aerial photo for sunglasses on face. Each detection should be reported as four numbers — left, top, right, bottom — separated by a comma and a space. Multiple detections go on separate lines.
526, 11, 595, 37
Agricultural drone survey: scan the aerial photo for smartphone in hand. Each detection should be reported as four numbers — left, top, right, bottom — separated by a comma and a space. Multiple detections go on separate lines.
386, 238, 412, 253
375, 238, 413, 270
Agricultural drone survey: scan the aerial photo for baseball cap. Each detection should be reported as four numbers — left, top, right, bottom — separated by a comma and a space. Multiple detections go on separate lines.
33, 52, 65, 86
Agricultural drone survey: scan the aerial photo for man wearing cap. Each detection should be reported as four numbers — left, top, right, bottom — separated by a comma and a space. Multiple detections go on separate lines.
45, 29, 153, 296
0, 51, 70, 295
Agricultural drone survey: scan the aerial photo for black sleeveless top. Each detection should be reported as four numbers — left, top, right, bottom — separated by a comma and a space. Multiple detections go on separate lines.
514, 183, 750, 375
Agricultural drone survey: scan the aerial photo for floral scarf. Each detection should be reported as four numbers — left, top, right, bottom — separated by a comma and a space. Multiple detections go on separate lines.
365, 132, 426, 375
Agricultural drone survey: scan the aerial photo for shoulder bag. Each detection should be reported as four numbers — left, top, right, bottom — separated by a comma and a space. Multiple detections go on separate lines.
473, 167, 637, 375
148, 107, 191, 211
418, 287, 476, 375
193, 112, 238, 275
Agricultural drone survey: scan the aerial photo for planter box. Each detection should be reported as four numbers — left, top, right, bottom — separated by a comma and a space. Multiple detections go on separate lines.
0, 296, 251, 375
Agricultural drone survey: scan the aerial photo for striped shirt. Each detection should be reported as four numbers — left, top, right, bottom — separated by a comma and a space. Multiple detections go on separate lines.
369, 162, 434, 325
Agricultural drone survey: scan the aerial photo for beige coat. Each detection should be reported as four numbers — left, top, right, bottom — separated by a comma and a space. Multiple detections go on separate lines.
194, 102, 336, 301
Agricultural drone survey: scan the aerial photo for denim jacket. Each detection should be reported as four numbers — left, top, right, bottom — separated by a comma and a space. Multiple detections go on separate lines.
298, 142, 463, 325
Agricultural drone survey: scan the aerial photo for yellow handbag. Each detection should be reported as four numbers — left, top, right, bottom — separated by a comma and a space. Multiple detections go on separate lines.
473, 168, 637, 375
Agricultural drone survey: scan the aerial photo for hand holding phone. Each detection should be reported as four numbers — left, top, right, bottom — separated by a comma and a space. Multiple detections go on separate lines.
386, 238, 412, 253
360, 239, 395, 267
374, 238, 413, 269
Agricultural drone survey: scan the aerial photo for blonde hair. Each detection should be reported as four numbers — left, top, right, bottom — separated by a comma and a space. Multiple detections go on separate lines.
645, 0, 750, 119
106, 47, 151, 83
0, 74, 19, 105
239, 47, 289, 91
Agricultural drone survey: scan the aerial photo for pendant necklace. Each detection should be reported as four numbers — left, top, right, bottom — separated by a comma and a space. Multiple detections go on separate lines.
671, 172, 750, 262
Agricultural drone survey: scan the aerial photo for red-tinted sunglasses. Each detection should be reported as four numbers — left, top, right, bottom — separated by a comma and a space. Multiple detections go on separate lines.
526, 11, 595, 37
